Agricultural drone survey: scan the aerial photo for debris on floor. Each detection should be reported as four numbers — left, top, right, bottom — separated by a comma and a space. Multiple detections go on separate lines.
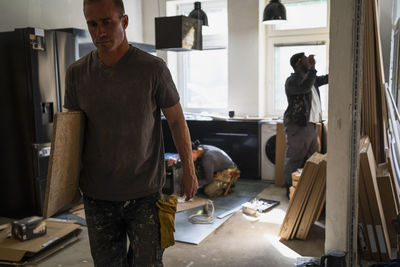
0, 219, 81, 265
242, 198, 280, 217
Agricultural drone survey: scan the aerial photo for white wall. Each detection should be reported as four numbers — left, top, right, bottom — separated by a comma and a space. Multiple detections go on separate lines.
125, 0, 143, 42
227, 0, 260, 117
0, 0, 30, 31
142, 0, 167, 44
0, 0, 143, 43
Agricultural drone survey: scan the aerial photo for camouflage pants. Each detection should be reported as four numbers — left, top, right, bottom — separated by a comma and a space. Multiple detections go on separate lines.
83, 192, 164, 267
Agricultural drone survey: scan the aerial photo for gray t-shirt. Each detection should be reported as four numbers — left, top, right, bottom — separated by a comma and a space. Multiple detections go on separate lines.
199, 145, 235, 185
64, 46, 179, 201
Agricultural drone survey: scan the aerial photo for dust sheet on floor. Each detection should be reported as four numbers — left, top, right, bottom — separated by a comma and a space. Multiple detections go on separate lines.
174, 180, 270, 245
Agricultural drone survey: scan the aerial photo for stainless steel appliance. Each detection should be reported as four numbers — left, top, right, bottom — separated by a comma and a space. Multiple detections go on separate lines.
0, 27, 83, 218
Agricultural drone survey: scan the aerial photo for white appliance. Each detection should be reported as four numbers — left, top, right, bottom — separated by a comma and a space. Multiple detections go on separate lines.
260, 120, 279, 181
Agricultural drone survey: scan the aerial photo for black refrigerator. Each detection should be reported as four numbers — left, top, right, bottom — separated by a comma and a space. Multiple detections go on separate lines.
0, 27, 84, 218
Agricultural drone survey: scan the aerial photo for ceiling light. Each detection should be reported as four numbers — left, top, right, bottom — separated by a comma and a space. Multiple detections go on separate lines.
262, 0, 287, 25
189, 2, 209, 26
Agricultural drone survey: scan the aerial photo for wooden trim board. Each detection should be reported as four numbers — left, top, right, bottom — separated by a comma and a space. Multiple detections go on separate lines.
376, 165, 398, 250
358, 209, 373, 260
359, 156, 380, 261
275, 122, 286, 187
359, 137, 391, 261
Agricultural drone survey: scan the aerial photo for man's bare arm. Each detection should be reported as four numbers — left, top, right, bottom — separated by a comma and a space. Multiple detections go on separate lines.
162, 102, 198, 200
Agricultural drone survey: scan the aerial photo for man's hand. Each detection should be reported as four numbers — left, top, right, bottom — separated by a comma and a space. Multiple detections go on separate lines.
162, 102, 198, 201
180, 171, 198, 201
307, 55, 316, 68
167, 158, 178, 167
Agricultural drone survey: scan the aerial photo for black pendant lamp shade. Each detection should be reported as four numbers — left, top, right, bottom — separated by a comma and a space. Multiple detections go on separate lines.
189, 2, 209, 26
263, 0, 287, 25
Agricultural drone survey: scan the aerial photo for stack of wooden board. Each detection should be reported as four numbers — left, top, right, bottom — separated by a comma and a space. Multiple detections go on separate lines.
361, 0, 388, 164
357, 0, 400, 261
358, 136, 398, 261
279, 153, 327, 240
289, 169, 302, 201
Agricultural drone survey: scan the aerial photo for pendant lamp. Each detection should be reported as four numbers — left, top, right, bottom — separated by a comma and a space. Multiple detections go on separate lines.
189, 2, 209, 26
262, 0, 286, 25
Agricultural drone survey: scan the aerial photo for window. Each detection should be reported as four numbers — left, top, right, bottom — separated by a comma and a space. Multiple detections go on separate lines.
167, 0, 228, 113
275, 0, 328, 31
181, 49, 228, 109
265, 0, 329, 117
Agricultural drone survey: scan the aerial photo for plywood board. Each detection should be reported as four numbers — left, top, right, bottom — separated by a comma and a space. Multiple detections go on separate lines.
361, 0, 388, 164
279, 153, 324, 240
275, 122, 286, 187
292, 169, 302, 183
314, 194, 325, 222
296, 158, 326, 240
289, 186, 295, 202
290, 153, 326, 240
43, 112, 84, 218
317, 123, 322, 152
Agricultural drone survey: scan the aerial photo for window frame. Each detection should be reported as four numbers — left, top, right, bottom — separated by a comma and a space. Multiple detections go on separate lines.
265, 0, 330, 118
269, 0, 330, 34
166, 0, 228, 114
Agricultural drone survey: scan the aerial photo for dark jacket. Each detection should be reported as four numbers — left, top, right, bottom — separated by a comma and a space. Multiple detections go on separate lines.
283, 68, 328, 126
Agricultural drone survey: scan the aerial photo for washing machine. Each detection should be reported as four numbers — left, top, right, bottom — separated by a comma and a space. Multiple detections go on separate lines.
260, 120, 279, 181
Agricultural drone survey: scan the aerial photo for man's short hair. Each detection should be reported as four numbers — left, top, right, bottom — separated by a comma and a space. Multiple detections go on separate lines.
192, 140, 201, 150
290, 52, 305, 70
83, 0, 125, 17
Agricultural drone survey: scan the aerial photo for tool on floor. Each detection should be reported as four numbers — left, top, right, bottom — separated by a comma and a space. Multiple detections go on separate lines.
188, 200, 214, 224
11, 216, 47, 241
242, 198, 280, 217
